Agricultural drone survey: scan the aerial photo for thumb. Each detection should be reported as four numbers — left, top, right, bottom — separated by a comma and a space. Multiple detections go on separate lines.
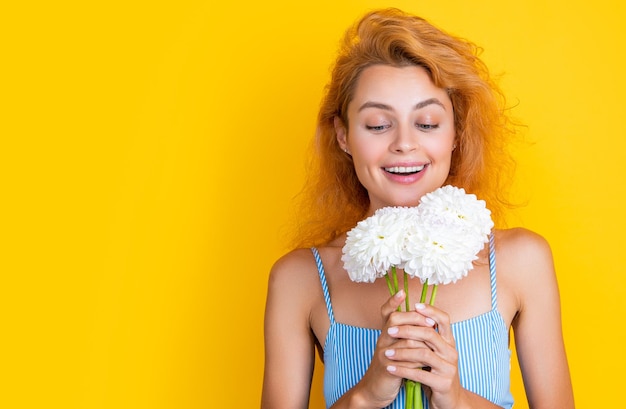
381, 289, 405, 319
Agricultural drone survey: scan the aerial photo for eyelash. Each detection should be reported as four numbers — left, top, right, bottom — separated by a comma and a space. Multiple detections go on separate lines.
417, 123, 438, 130
365, 125, 389, 131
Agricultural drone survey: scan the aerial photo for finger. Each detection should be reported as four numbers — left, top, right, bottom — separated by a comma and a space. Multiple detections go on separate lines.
385, 348, 457, 384
387, 361, 447, 386
385, 349, 443, 379
385, 341, 456, 366
394, 329, 458, 370
377, 291, 410, 348
384, 316, 442, 356
414, 303, 455, 346
381, 289, 406, 319
385, 311, 435, 329
384, 344, 434, 365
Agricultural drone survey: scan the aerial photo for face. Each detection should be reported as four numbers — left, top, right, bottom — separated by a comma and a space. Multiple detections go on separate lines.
335, 64, 456, 213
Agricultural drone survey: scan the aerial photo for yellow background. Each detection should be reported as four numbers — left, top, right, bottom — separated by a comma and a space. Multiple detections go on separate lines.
2, 0, 625, 407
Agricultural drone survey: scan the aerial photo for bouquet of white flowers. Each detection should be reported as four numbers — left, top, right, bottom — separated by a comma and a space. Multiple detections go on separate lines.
341, 185, 494, 409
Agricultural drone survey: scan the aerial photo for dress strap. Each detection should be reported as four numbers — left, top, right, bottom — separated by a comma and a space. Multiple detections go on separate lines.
488, 233, 498, 310
311, 247, 336, 325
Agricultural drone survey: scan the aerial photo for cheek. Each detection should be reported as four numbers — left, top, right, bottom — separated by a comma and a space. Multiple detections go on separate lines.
423, 138, 454, 160
353, 143, 377, 159
350, 148, 378, 174
427, 127, 455, 153
348, 133, 384, 161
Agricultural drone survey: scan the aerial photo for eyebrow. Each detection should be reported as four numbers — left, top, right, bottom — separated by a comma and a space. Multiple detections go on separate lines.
357, 98, 446, 112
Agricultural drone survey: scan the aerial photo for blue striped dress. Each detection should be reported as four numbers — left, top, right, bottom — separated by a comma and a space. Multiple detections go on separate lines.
311, 235, 514, 408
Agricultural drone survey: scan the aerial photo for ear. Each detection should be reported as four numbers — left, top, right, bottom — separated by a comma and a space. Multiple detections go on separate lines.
334, 116, 348, 151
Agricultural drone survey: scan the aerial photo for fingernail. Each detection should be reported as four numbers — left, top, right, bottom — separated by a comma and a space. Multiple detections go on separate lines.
385, 349, 395, 357
415, 303, 426, 310
395, 289, 404, 298
425, 317, 436, 327
387, 326, 399, 335
387, 365, 397, 372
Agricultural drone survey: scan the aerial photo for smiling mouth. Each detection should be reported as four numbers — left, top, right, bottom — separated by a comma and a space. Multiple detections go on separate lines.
384, 165, 426, 175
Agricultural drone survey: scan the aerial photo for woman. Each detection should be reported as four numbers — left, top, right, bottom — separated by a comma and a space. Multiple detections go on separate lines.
262, 8, 574, 409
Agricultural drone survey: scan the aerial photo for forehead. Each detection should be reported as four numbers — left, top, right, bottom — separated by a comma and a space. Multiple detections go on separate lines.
349, 64, 452, 112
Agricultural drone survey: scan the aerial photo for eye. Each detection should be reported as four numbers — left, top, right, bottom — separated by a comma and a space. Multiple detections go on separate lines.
365, 124, 390, 132
417, 123, 439, 131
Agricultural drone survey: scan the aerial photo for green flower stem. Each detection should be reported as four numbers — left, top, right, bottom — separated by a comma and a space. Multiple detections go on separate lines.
429, 284, 439, 306
404, 271, 410, 312
392, 267, 401, 311
406, 380, 414, 408
385, 267, 402, 312
384, 273, 394, 296
392, 266, 399, 294
405, 380, 423, 409
419, 280, 429, 304
415, 381, 423, 409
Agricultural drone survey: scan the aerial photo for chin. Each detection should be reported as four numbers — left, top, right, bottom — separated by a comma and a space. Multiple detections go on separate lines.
400, 200, 421, 208
389, 197, 422, 208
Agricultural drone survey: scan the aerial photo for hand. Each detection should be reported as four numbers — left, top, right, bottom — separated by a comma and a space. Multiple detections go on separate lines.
384, 302, 465, 409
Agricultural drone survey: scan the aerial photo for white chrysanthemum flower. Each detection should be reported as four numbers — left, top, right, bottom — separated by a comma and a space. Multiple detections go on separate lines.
419, 185, 494, 241
404, 220, 478, 285
341, 207, 415, 283
404, 186, 493, 284
342, 186, 493, 287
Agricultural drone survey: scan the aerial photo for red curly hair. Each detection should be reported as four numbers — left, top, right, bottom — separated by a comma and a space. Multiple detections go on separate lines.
291, 8, 517, 248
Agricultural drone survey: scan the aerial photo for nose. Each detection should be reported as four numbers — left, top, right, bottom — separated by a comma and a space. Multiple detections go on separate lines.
389, 124, 418, 153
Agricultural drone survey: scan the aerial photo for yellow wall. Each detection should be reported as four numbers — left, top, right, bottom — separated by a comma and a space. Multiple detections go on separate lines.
3, 0, 625, 407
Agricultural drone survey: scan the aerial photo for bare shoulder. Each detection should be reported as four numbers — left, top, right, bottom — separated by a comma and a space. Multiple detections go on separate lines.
494, 228, 559, 318
495, 227, 554, 274
266, 248, 322, 312
496, 227, 551, 253
268, 248, 319, 288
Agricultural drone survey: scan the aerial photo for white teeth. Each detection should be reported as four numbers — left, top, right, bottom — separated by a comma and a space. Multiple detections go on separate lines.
384, 165, 425, 173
